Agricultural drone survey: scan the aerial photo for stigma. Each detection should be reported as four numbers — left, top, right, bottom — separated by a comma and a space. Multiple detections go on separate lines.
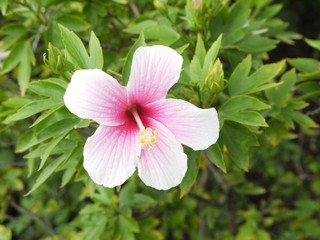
128, 105, 159, 150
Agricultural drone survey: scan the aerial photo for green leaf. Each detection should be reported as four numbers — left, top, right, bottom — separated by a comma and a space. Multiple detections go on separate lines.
28, 80, 66, 99
0, 0, 9, 15
122, 33, 146, 85
220, 95, 270, 112
220, 96, 270, 126
2, 97, 32, 108
4, 99, 61, 123
143, 24, 180, 45
89, 31, 104, 69
228, 55, 251, 96
190, 56, 203, 85
305, 38, 320, 51
203, 34, 222, 75
38, 132, 69, 170
124, 20, 157, 34
114, 215, 140, 240
205, 143, 226, 173
288, 58, 319, 73
29, 105, 64, 128
59, 24, 89, 69
25, 150, 74, 196
220, 121, 259, 171
56, 15, 90, 32
265, 69, 296, 107
229, 56, 286, 95
225, 0, 251, 34
1, 42, 35, 95
175, 43, 189, 54
195, 33, 206, 66
180, 147, 200, 198
0, 23, 28, 51
60, 146, 83, 188
236, 35, 279, 53
36, 118, 80, 143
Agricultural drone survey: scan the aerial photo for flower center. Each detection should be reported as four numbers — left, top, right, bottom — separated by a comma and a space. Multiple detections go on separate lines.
128, 105, 159, 150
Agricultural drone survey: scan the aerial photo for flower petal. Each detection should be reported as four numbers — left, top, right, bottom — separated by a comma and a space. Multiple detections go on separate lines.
137, 118, 187, 190
83, 124, 140, 188
127, 46, 183, 105
144, 99, 219, 150
64, 69, 128, 126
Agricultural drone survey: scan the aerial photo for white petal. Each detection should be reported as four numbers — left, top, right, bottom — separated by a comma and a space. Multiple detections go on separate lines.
127, 45, 183, 105
64, 69, 128, 126
144, 99, 219, 150
137, 118, 187, 190
84, 124, 140, 188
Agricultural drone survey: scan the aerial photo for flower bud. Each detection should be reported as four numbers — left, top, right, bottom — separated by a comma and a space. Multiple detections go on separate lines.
205, 58, 226, 93
43, 42, 66, 74
154, 0, 168, 17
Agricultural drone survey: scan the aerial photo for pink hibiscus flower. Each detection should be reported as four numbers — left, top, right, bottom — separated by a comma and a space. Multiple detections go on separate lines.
64, 45, 219, 190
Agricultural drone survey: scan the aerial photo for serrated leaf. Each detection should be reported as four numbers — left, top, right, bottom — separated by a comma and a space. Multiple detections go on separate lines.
122, 33, 146, 85
205, 143, 226, 173
180, 147, 200, 198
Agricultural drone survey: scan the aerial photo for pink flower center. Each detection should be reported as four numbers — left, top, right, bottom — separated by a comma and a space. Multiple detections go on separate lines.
128, 105, 159, 150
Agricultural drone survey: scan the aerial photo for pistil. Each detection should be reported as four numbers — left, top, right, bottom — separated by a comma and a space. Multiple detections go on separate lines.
128, 105, 159, 150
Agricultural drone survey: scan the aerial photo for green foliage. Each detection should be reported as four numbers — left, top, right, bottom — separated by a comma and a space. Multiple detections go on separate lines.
0, 0, 319, 239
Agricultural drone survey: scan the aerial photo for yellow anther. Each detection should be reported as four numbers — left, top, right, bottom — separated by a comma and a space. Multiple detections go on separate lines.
137, 127, 159, 150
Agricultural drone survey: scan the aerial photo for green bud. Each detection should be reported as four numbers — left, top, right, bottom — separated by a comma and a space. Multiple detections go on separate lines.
205, 58, 226, 93
43, 42, 66, 74
154, 0, 168, 17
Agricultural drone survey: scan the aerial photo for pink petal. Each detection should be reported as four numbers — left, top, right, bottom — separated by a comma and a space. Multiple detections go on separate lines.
83, 124, 140, 188
144, 99, 219, 150
137, 118, 187, 190
127, 46, 183, 105
64, 69, 128, 126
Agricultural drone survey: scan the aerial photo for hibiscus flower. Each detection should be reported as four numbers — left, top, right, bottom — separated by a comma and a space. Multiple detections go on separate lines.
64, 45, 219, 190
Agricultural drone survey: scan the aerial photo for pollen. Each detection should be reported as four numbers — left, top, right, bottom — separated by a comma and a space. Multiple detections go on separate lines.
138, 127, 159, 150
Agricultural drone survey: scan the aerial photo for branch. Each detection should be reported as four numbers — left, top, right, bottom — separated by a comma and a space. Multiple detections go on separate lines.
128, 0, 140, 17
10, 200, 55, 235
